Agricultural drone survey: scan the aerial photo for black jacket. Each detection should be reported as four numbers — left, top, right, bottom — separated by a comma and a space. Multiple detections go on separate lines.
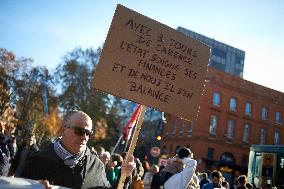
22, 143, 111, 189
10, 143, 39, 174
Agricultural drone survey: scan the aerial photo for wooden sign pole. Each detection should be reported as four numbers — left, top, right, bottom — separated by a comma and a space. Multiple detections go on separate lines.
117, 105, 147, 189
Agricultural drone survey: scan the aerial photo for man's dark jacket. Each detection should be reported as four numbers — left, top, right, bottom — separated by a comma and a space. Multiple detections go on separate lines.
22, 143, 111, 189
199, 178, 210, 189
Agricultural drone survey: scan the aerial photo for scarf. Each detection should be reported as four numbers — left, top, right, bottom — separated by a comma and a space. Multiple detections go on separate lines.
53, 138, 86, 168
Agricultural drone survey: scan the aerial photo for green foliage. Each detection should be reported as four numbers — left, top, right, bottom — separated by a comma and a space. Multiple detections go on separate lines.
1, 46, 160, 150
55, 47, 108, 120
1, 48, 60, 142
55, 47, 123, 148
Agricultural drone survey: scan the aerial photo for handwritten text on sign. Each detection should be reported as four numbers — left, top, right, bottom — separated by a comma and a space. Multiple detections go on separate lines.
93, 5, 210, 120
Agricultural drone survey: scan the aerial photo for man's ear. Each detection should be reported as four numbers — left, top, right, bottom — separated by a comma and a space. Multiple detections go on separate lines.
59, 126, 65, 136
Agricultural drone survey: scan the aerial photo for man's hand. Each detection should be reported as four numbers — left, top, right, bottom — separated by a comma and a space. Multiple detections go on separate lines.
121, 155, 136, 177
39, 180, 54, 189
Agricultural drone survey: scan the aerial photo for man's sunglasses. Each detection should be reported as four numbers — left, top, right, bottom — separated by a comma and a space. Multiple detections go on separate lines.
65, 125, 93, 137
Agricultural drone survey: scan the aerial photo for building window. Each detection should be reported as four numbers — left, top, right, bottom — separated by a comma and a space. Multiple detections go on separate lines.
261, 107, 268, 120
229, 97, 237, 112
179, 120, 193, 134
207, 147, 214, 159
188, 121, 193, 134
274, 130, 280, 145
226, 120, 235, 140
180, 120, 186, 134
213, 92, 221, 107
212, 48, 227, 59
243, 123, 250, 143
260, 128, 266, 144
245, 102, 252, 116
276, 112, 282, 124
172, 118, 178, 134
209, 115, 218, 135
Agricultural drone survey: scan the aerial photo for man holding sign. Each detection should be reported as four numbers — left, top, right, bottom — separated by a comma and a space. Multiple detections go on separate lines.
22, 110, 135, 189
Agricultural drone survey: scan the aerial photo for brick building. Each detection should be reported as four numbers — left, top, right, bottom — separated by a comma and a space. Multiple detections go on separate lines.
161, 68, 284, 182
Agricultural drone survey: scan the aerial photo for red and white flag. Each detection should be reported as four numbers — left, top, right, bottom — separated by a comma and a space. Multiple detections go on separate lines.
122, 104, 142, 143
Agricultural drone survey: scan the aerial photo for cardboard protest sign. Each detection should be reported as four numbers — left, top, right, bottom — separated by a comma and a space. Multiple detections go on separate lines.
93, 4, 210, 120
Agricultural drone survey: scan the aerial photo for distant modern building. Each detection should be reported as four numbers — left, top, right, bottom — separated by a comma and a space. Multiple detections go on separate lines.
161, 67, 284, 183
177, 27, 245, 78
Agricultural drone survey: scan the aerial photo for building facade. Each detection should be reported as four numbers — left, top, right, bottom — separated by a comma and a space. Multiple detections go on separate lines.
177, 27, 245, 78
161, 68, 284, 182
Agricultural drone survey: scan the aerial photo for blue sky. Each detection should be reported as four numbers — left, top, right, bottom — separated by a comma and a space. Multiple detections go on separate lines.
1, 0, 284, 92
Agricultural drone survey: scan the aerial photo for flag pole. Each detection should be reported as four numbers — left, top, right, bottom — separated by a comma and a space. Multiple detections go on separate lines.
111, 135, 123, 155
117, 105, 147, 189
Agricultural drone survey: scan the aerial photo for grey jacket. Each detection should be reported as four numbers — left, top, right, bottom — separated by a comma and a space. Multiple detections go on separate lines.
23, 143, 111, 189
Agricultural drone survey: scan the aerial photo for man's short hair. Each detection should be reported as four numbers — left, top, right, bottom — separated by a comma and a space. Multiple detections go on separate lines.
202, 173, 208, 178
238, 175, 247, 185
111, 153, 123, 164
177, 148, 191, 158
100, 151, 110, 159
211, 170, 222, 179
63, 110, 92, 126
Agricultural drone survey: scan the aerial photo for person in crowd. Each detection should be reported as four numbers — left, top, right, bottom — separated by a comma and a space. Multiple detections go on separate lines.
10, 133, 39, 177
143, 164, 159, 189
22, 110, 136, 189
237, 175, 248, 189
8, 134, 17, 159
142, 160, 150, 179
164, 148, 197, 189
151, 156, 184, 189
100, 151, 111, 167
222, 181, 230, 189
158, 165, 165, 172
230, 178, 239, 189
131, 158, 145, 189
106, 153, 123, 188
245, 182, 253, 189
96, 146, 106, 157
133, 174, 144, 189
202, 170, 223, 189
187, 172, 200, 189
199, 173, 210, 189
0, 122, 10, 176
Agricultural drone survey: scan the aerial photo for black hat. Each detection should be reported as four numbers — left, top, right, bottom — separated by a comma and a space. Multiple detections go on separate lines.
177, 148, 191, 158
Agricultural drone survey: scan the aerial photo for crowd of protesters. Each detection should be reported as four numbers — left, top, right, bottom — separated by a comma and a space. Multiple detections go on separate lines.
0, 112, 282, 189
